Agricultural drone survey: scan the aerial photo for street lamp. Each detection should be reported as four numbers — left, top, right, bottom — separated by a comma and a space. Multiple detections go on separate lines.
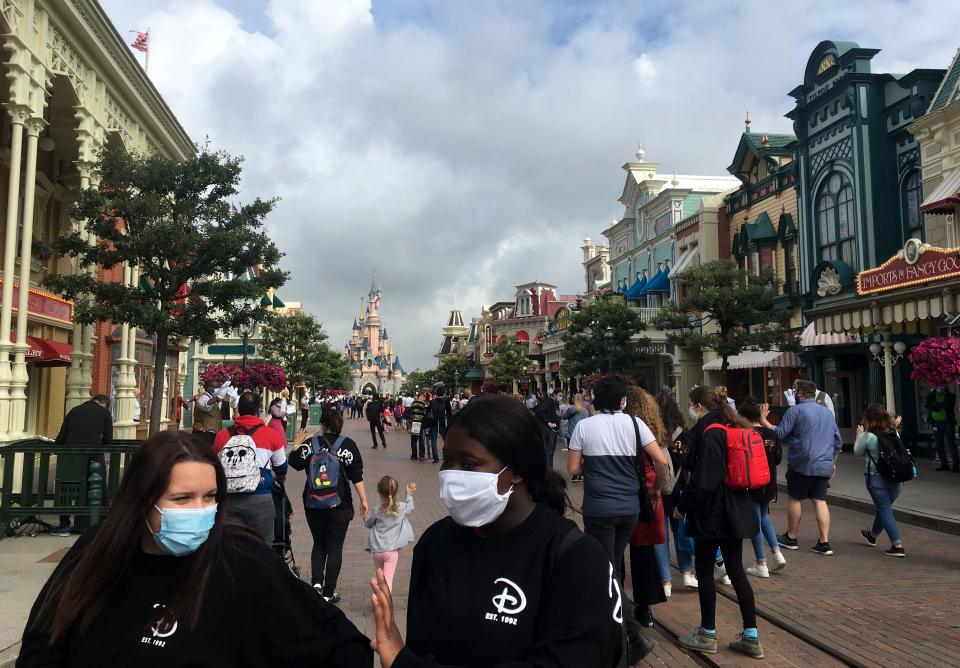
240, 302, 252, 371
454, 370, 460, 395
603, 325, 614, 374
869, 334, 908, 414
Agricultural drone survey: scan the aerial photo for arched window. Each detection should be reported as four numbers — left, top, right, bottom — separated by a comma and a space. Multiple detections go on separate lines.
902, 171, 923, 241
816, 172, 858, 271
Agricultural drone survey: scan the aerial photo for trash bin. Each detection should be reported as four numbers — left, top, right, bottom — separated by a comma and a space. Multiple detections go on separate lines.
286, 418, 297, 442
309, 404, 322, 425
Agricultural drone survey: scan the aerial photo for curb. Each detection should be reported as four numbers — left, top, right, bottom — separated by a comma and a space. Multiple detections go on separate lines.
776, 482, 960, 535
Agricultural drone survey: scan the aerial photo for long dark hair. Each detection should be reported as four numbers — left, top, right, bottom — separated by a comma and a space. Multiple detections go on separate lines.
449, 394, 567, 514
657, 392, 685, 438
862, 403, 896, 435
36, 431, 237, 640
689, 386, 751, 428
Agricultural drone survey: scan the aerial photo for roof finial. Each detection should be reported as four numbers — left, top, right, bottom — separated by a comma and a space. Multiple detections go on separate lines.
745, 110, 751, 133
671, 172, 679, 187
635, 142, 646, 161
760, 132, 770, 149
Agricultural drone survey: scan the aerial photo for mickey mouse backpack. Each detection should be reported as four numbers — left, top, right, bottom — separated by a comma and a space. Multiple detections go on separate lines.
305, 434, 346, 509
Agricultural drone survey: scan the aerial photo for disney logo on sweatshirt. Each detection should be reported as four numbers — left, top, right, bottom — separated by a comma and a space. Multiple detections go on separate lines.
140, 603, 177, 648
484, 578, 526, 626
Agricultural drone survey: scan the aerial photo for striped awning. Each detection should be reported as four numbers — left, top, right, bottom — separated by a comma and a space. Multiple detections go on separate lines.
801, 322, 860, 347
920, 169, 960, 214
702, 350, 803, 371
669, 245, 698, 278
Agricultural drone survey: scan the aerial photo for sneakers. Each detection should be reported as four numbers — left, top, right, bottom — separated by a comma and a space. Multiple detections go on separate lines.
678, 627, 718, 654
713, 562, 727, 582
769, 551, 787, 572
860, 529, 877, 546
777, 532, 798, 550
729, 633, 764, 659
884, 545, 906, 558
663, 581, 672, 598
745, 562, 770, 578
313, 584, 324, 595
570, 475, 583, 483
627, 633, 656, 664
635, 605, 654, 628
50, 526, 72, 537
719, 575, 732, 586
810, 541, 834, 556
682, 572, 699, 589
323, 592, 342, 604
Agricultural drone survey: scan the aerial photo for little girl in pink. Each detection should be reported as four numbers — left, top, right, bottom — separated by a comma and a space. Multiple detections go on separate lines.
363, 476, 415, 590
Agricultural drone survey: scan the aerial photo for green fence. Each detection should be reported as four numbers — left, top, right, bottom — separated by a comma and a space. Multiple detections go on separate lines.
0, 439, 141, 539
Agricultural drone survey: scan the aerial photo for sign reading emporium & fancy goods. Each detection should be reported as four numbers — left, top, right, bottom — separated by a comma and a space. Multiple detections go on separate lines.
857, 239, 960, 295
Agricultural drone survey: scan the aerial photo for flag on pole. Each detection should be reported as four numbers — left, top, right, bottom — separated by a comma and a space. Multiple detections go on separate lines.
130, 30, 149, 52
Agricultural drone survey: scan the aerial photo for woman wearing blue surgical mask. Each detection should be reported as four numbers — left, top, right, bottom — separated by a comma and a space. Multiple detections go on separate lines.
368, 395, 626, 668
18, 430, 372, 667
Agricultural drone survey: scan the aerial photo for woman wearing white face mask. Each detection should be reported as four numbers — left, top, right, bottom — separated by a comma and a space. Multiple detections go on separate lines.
18, 431, 372, 667
368, 395, 627, 668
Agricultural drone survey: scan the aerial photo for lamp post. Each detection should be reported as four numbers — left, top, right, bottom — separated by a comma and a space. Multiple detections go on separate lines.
603, 325, 614, 374
454, 370, 460, 395
240, 302, 252, 372
869, 333, 907, 414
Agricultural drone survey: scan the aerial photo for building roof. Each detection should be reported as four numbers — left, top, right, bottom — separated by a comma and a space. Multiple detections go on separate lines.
447, 309, 465, 327
369, 271, 382, 294
928, 46, 960, 114
744, 212, 778, 242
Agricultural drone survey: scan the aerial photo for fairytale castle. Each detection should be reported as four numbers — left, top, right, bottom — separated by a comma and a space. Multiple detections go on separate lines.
345, 273, 406, 395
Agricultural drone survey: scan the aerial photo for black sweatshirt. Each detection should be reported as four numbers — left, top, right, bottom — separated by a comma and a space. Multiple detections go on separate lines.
288, 433, 364, 512
395, 504, 626, 668
18, 529, 372, 667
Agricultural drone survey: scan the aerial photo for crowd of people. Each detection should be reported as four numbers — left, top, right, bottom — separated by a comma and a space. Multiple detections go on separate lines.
21, 373, 915, 667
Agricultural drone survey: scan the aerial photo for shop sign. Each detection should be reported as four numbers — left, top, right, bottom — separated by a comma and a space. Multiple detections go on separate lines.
483, 324, 493, 357
857, 240, 960, 295
553, 307, 572, 331
0, 280, 73, 324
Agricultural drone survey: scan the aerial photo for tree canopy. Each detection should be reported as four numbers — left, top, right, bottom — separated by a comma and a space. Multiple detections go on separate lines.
259, 313, 329, 391
561, 296, 653, 377
651, 259, 799, 372
46, 146, 286, 434
487, 337, 530, 384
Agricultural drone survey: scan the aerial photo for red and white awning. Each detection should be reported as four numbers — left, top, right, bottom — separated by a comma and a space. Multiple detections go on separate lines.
702, 350, 803, 371
801, 322, 860, 347
920, 169, 960, 214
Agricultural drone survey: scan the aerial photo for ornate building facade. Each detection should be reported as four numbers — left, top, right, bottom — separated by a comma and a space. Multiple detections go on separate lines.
346, 273, 405, 395
0, 0, 193, 441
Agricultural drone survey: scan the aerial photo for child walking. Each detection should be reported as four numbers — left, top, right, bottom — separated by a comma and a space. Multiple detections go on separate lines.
364, 476, 416, 590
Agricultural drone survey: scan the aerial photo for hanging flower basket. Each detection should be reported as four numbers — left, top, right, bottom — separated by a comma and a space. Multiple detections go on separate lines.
908, 337, 960, 388
241, 362, 287, 393
200, 363, 243, 387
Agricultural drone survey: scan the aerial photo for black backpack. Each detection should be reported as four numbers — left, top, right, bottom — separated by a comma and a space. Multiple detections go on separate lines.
870, 431, 915, 483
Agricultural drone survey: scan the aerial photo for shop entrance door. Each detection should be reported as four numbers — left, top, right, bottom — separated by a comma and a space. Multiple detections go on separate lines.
825, 371, 860, 444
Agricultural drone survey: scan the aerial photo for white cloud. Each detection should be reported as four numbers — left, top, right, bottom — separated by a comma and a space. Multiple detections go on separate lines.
100, 0, 960, 370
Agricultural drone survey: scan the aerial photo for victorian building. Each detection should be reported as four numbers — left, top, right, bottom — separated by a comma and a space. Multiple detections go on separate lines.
0, 0, 193, 442
436, 308, 469, 360
346, 273, 405, 396
792, 40, 944, 445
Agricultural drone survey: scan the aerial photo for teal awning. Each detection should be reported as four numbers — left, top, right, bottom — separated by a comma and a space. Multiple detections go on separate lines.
272, 295, 285, 308
638, 268, 670, 294
624, 275, 648, 299
207, 344, 255, 356
260, 294, 272, 307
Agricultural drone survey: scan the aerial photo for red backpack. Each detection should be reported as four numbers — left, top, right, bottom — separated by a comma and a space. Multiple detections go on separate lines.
704, 424, 770, 490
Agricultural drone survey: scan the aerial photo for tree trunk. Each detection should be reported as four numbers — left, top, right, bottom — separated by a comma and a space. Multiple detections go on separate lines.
149, 330, 170, 436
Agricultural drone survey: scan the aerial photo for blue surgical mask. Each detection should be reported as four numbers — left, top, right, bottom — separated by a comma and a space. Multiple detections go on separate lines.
148, 503, 218, 556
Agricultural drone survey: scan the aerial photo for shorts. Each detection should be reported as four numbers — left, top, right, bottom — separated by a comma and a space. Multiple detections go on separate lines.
786, 470, 830, 501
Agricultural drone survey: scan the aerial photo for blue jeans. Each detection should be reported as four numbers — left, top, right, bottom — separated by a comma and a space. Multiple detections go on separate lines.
428, 427, 440, 462
866, 473, 902, 544
544, 429, 558, 469
653, 506, 694, 580
750, 502, 779, 561
934, 423, 959, 469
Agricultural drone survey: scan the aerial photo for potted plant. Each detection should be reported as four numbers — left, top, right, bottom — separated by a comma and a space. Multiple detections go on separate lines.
908, 337, 960, 388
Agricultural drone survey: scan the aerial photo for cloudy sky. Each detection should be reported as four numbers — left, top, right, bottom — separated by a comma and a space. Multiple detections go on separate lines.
101, 0, 959, 371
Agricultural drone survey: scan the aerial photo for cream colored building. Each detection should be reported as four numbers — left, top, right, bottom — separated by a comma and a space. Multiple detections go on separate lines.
0, 0, 192, 442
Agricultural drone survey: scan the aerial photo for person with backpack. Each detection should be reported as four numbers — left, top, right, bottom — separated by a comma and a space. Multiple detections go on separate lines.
854, 403, 908, 557
213, 392, 288, 542
535, 389, 562, 469
677, 386, 763, 659
367, 395, 626, 668
738, 399, 786, 577
363, 476, 416, 591
366, 393, 388, 449
423, 390, 452, 464
407, 392, 429, 460
288, 409, 369, 604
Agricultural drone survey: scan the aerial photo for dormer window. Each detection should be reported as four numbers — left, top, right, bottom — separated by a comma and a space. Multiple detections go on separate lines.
818, 54, 837, 75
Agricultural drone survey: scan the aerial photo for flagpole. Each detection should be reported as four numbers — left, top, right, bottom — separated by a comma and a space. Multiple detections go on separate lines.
144, 28, 150, 75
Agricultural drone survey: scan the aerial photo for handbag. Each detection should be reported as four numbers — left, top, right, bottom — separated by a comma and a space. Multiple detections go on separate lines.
410, 421, 422, 436
630, 416, 657, 524
676, 516, 695, 552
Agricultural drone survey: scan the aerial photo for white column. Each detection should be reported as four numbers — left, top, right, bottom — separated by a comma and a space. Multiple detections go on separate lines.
7, 119, 43, 439
64, 169, 92, 411
0, 108, 26, 442
881, 333, 896, 415
113, 264, 136, 438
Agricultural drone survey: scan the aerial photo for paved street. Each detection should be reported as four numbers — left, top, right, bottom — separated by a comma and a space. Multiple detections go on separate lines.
300, 417, 960, 667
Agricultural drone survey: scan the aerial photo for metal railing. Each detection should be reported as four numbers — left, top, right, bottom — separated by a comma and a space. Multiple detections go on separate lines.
0, 439, 141, 539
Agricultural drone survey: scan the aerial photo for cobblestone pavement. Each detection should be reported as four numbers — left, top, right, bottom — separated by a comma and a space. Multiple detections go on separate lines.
290, 418, 960, 667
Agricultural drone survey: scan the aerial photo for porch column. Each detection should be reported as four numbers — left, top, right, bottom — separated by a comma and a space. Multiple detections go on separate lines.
8, 118, 44, 439
64, 167, 92, 411
881, 332, 896, 415
113, 264, 136, 438
0, 107, 27, 441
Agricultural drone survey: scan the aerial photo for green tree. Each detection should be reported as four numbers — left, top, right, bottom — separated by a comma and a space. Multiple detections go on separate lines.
561, 296, 653, 377
400, 370, 437, 395
434, 356, 472, 393
652, 259, 799, 372
487, 337, 530, 384
46, 147, 286, 435
259, 313, 329, 392
305, 344, 351, 393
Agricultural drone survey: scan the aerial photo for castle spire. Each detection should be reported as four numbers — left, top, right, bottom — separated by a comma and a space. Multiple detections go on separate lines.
358, 299, 365, 322
369, 270, 382, 295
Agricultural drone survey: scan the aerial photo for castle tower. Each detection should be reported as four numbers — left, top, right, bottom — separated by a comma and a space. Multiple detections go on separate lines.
345, 271, 404, 395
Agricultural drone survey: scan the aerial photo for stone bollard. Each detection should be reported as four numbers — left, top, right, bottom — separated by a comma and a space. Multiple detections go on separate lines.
88, 459, 103, 526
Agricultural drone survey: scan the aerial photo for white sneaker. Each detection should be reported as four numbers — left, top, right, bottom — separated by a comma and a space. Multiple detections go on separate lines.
713, 563, 727, 582
663, 581, 672, 598
683, 573, 699, 589
746, 563, 770, 578
720, 575, 732, 586
769, 551, 787, 572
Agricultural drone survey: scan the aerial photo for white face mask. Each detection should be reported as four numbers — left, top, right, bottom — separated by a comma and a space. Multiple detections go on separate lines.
439, 466, 513, 527
688, 405, 701, 422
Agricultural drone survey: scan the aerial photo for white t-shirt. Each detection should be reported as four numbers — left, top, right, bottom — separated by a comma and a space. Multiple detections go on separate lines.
402, 396, 414, 409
